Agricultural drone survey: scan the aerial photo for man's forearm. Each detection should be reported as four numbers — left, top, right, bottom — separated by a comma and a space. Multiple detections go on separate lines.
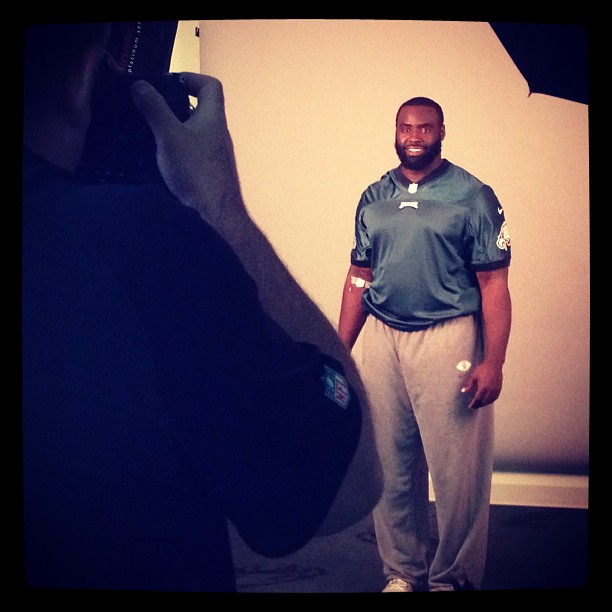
477, 268, 512, 368
338, 268, 371, 350
218, 207, 349, 362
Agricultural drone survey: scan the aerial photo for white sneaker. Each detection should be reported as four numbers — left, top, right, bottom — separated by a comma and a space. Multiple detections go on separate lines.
382, 578, 414, 592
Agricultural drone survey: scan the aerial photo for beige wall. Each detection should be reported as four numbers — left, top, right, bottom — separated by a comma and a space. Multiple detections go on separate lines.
176, 19, 589, 475
170, 21, 200, 73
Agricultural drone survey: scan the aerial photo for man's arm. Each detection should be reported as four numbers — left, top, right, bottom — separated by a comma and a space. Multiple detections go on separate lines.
131, 74, 381, 535
462, 266, 512, 409
338, 264, 373, 350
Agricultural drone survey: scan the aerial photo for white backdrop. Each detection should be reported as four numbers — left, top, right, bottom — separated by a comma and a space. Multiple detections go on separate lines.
173, 19, 589, 476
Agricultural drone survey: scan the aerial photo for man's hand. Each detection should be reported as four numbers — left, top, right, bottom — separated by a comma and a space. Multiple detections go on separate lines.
130, 73, 244, 227
460, 361, 503, 409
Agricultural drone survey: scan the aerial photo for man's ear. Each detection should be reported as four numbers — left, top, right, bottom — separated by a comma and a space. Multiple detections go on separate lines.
63, 40, 106, 128
440, 124, 446, 141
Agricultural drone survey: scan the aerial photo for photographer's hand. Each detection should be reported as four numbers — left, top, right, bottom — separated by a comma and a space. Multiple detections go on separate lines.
130, 73, 245, 231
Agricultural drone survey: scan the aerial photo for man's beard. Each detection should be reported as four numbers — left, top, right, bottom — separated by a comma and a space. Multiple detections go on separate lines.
395, 138, 442, 170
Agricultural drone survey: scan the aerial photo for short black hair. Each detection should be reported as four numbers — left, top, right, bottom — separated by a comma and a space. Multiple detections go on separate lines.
396, 97, 444, 125
23, 22, 109, 111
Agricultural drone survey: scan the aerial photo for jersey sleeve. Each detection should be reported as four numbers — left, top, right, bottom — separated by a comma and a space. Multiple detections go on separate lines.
350, 192, 372, 267
467, 184, 512, 271
211, 344, 362, 557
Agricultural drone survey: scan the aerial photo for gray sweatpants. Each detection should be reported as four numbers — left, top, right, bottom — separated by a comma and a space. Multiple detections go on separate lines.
361, 314, 494, 591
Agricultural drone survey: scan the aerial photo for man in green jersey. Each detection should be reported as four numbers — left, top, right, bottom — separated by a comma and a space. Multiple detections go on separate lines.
338, 97, 512, 592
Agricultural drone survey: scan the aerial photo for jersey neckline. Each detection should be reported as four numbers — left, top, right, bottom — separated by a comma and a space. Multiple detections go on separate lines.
392, 159, 451, 190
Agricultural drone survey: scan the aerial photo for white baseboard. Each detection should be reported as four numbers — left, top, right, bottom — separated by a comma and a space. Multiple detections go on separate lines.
429, 472, 589, 509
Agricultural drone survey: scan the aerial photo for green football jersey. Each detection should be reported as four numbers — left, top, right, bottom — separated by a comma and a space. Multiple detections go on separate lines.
351, 161, 511, 330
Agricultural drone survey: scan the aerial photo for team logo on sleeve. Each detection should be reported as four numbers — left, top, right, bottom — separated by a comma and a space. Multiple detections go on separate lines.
322, 365, 351, 409
496, 221, 511, 251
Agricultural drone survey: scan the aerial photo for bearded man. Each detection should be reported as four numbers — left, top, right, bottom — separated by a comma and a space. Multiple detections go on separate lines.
338, 97, 512, 592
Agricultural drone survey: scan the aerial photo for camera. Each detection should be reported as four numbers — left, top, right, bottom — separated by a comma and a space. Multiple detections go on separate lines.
78, 59, 191, 185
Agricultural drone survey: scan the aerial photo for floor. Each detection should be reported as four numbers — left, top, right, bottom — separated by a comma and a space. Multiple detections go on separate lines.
229, 503, 590, 594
